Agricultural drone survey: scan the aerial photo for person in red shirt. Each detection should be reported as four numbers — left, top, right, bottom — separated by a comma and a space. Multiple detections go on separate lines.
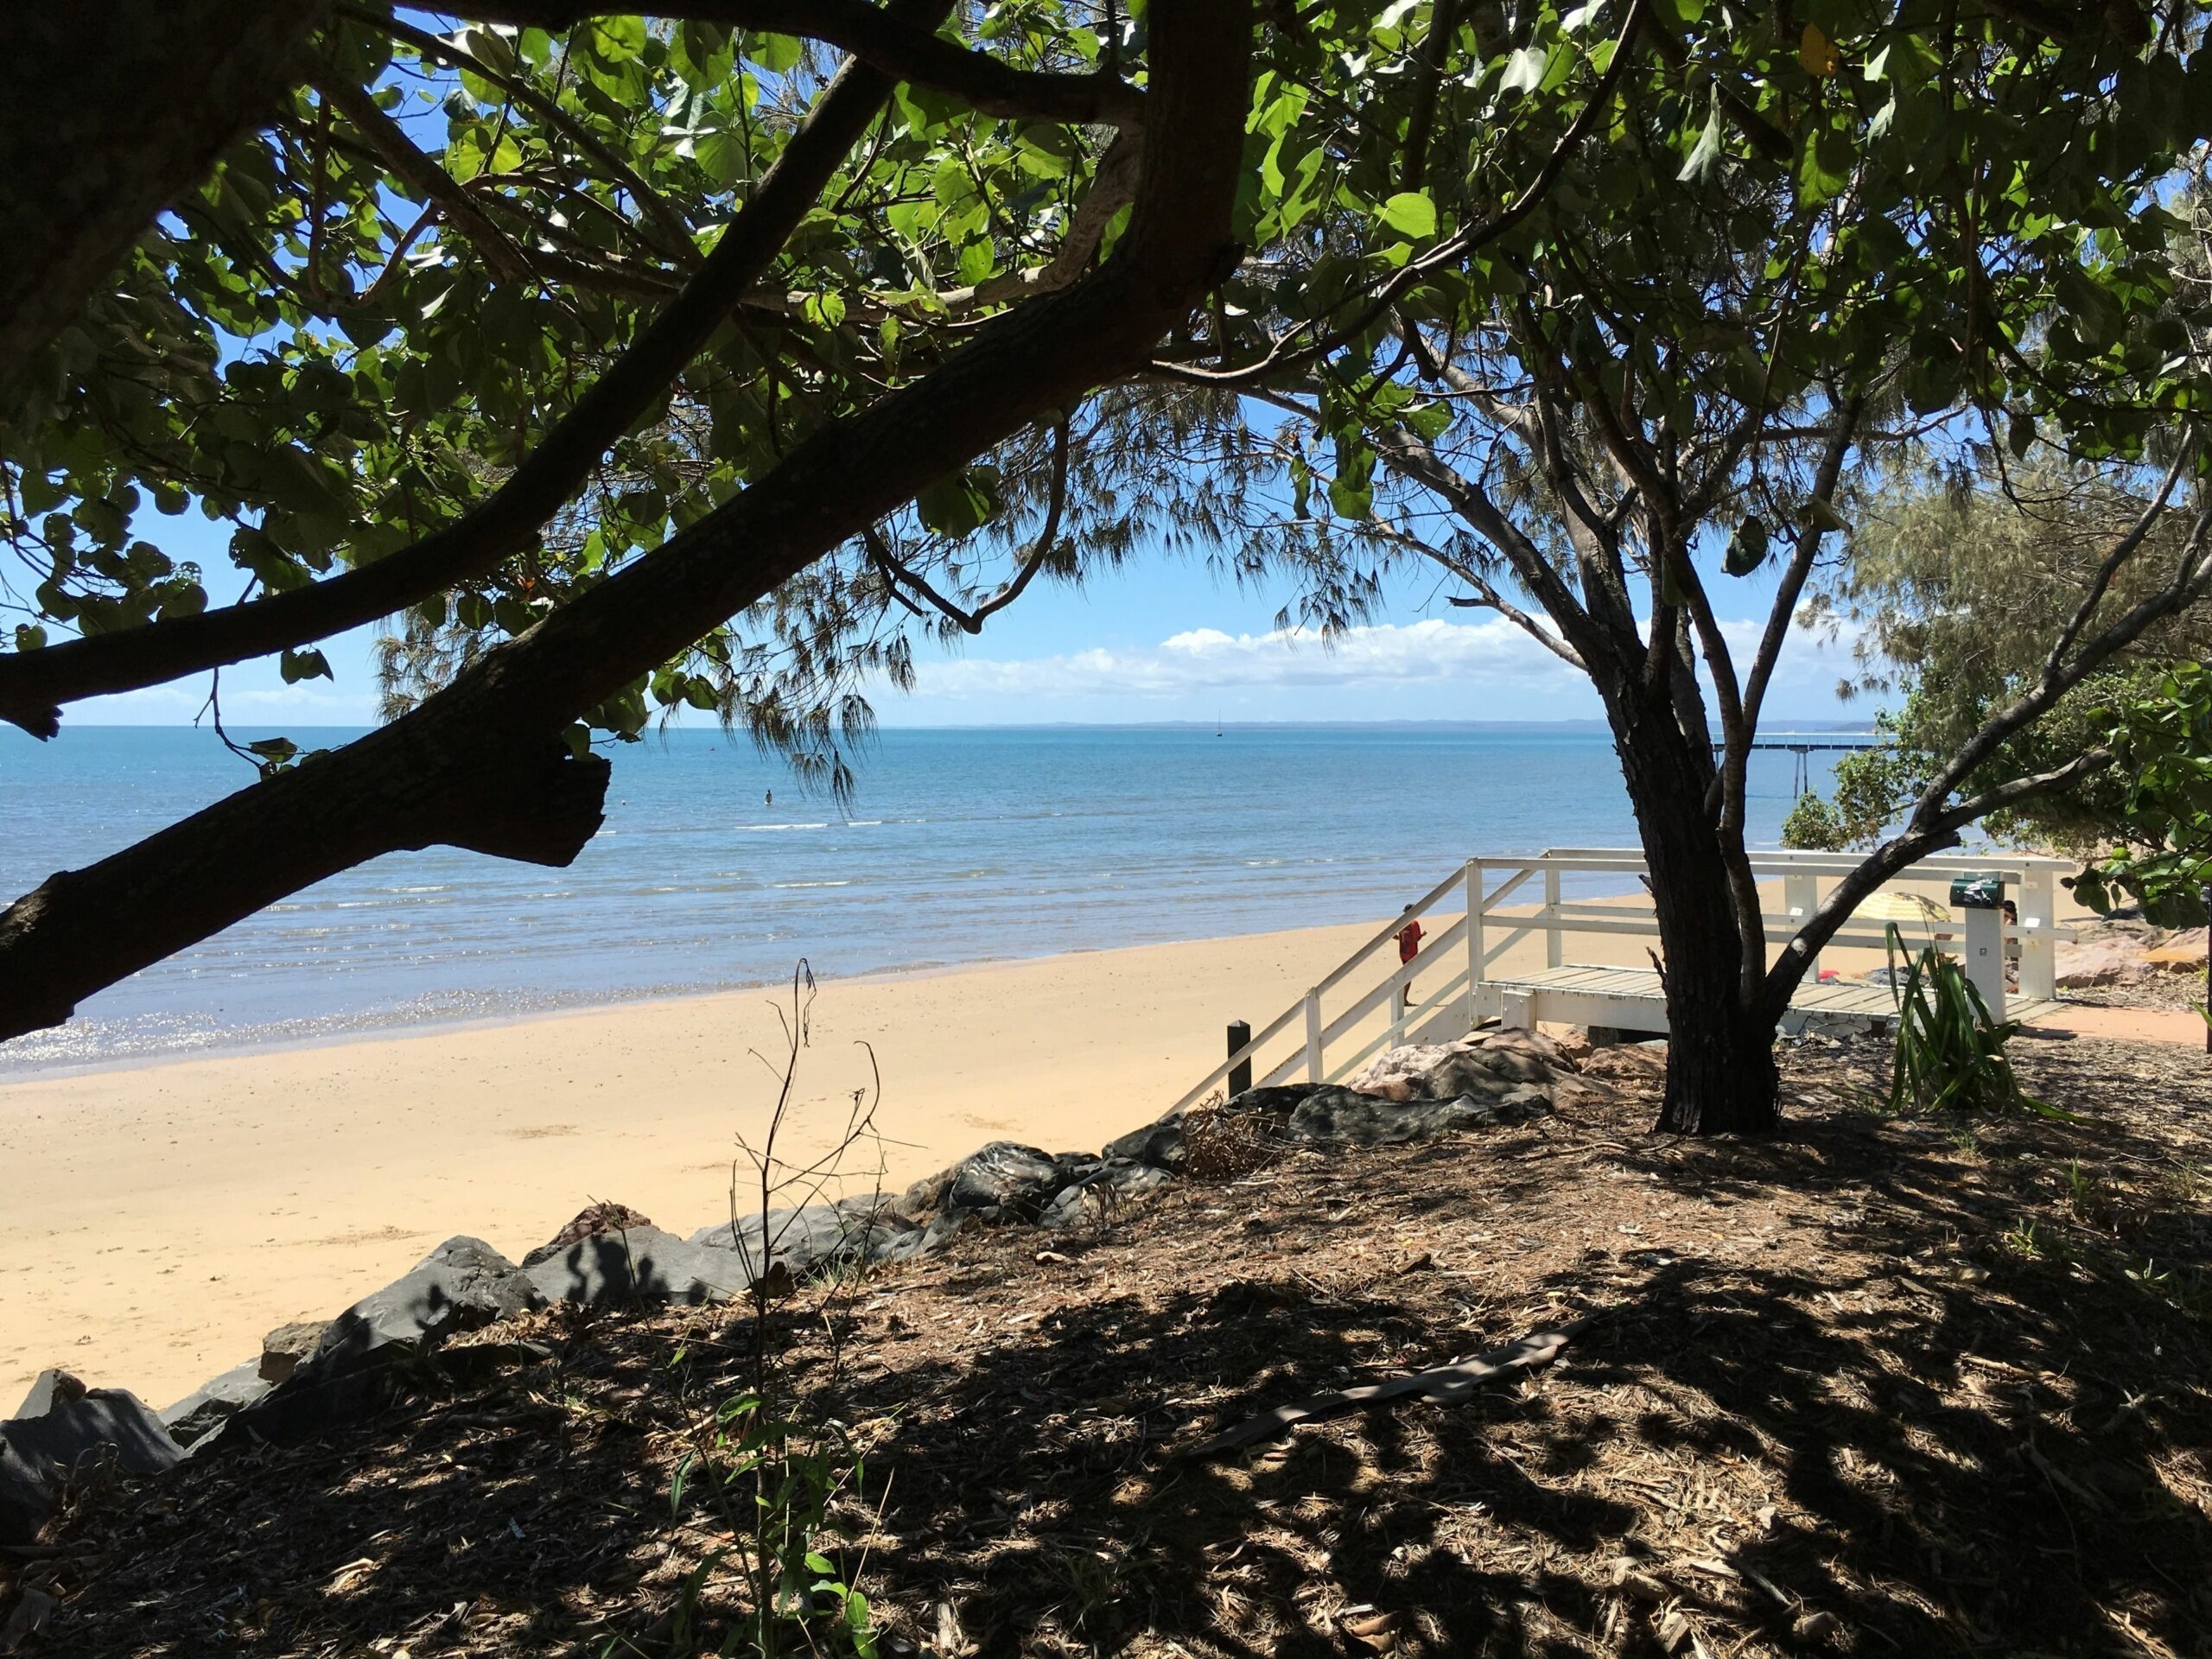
1396, 905, 1423, 1008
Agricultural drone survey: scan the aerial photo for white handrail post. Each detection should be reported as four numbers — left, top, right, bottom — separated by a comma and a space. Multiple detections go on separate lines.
1388, 962, 1408, 1050
2018, 863, 2056, 1001
1543, 865, 1563, 969
1783, 872, 1820, 983
1465, 858, 1484, 1028
1304, 990, 1324, 1083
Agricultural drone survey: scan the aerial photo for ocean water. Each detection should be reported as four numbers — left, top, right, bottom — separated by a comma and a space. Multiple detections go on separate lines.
0, 724, 1841, 1073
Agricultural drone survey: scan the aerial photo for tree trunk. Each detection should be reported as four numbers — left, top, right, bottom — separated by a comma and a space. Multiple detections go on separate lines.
1609, 696, 1783, 1134
0, 2, 329, 404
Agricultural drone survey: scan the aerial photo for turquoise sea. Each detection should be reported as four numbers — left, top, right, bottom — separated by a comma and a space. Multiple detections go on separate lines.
0, 724, 1846, 1073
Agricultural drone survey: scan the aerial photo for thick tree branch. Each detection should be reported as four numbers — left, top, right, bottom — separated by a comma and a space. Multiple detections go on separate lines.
0, 2, 331, 403
0, 2, 954, 739
1357, 417, 1619, 674
427, 0, 1147, 129
1910, 484, 2211, 824
1154, 0, 1650, 391
1377, 524, 1586, 671
1738, 397, 1861, 735
0, 0, 1253, 1040
1763, 488, 2212, 1017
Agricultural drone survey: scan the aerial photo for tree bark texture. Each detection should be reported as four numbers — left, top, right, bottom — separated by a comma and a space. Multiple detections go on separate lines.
0, 1, 329, 404
1607, 687, 1783, 1134
0, 0, 1256, 1043
0, 0, 948, 737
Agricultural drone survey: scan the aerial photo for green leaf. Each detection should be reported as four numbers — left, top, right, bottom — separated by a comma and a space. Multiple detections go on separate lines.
752, 31, 802, 73
1797, 126, 1853, 204
279, 646, 333, 683
1499, 46, 1548, 95
1678, 92, 1725, 183
1723, 515, 1769, 576
1406, 402, 1452, 442
916, 471, 994, 537
1375, 191, 1436, 239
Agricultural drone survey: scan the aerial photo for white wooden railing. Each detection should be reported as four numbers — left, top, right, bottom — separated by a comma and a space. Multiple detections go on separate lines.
1169, 847, 2075, 1115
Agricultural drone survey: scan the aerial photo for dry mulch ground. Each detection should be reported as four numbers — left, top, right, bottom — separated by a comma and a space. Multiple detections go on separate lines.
2064, 973, 2210, 1014
10, 1034, 2212, 1659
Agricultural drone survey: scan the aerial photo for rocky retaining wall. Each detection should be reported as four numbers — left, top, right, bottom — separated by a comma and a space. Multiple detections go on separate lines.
0, 1026, 1592, 1546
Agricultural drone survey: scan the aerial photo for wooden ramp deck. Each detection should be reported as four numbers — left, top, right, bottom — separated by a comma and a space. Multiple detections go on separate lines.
1484, 963, 2069, 1035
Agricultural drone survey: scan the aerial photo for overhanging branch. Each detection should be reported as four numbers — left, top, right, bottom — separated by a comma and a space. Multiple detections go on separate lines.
0, 1, 953, 739
423, 0, 1147, 128
0, 0, 1253, 1042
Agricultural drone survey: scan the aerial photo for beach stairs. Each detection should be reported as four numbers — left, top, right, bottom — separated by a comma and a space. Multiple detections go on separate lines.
1172, 848, 2076, 1114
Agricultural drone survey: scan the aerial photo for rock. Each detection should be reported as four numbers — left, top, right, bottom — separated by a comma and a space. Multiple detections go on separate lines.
690, 1198, 918, 1275
896, 1142, 1092, 1226
258, 1320, 327, 1384
0, 1384, 181, 1543
522, 1201, 656, 1268
1344, 1037, 1542, 1103
0, 1584, 55, 1648
0, 1437, 52, 1547
314, 1236, 540, 1371
1038, 1160, 1178, 1229
2146, 928, 2209, 971
200, 1239, 543, 1453
1473, 1026, 1574, 1080
1283, 1085, 1545, 1147
872, 1210, 972, 1263
525, 1226, 754, 1306
2055, 938, 2154, 988
13, 1370, 86, 1421
1548, 1027, 1595, 1066
1103, 1113, 1188, 1170
1579, 1043, 1669, 1085
160, 1362, 270, 1447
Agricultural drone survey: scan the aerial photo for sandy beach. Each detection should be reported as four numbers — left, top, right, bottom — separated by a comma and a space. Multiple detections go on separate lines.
0, 889, 2036, 1410
3, 917, 1406, 1408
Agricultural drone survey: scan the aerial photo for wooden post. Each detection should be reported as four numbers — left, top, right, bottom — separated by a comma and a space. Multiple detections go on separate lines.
1304, 991, 1325, 1084
1543, 866, 1563, 969
2202, 883, 2211, 1056
1783, 871, 1820, 985
1962, 902, 2006, 1021
1465, 859, 1484, 1030
1389, 960, 1408, 1049
2018, 864, 2056, 1002
1226, 1020, 1252, 1097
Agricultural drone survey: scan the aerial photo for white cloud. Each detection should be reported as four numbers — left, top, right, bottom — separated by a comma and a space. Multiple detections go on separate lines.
904, 613, 1866, 716
73, 679, 379, 727
912, 615, 1592, 701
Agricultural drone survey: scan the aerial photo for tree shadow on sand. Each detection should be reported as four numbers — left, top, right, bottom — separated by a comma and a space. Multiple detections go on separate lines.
29, 1037, 2212, 1658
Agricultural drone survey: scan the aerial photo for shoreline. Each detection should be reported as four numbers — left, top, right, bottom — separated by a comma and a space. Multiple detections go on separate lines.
0, 912, 1412, 1406
3, 882, 1665, 1085
0, 878, 2081, 1409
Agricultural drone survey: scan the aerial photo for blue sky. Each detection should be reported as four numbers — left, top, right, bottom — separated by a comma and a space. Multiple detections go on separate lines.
69, 505, 1872, 730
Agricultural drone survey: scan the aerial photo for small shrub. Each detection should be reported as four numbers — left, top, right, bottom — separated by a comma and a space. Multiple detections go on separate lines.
1883, 924, 2067, 1120
645, 963, 890, 1659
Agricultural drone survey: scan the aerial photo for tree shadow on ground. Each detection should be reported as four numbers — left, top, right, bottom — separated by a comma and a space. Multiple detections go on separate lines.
25, 1035, 2212, 1657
